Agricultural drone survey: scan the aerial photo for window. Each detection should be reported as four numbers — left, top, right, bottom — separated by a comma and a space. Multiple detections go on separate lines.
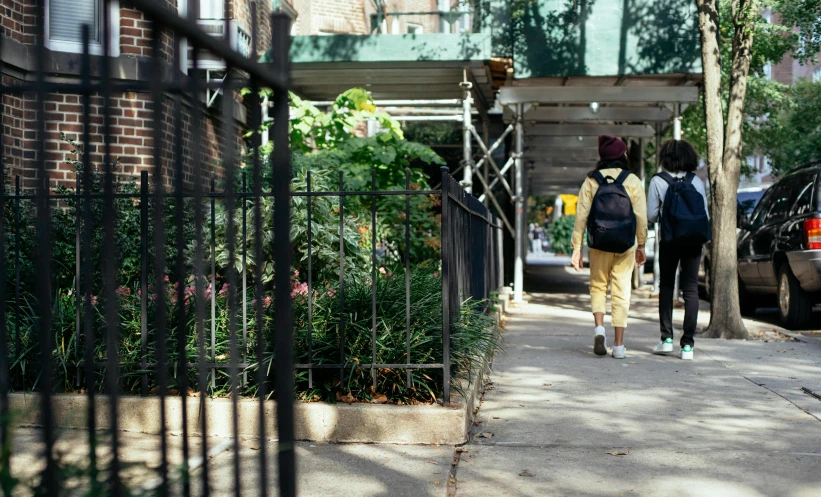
813, 67, 821, 83
406, 23, 423, 34
750, 189, 775, 228
45, 0, 119, 55
391, 19, 400, 34
765, 184, 792, 223
789, 175, 817, 217
199, 0, 224, 19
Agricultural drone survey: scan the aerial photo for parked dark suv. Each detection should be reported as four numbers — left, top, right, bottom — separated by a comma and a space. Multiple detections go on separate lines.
699, 184, 770, 300
737, 163, 821, 329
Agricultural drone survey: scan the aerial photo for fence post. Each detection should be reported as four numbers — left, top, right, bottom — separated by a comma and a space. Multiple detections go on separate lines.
440, 167, 451, 404
75, 174, 82, 387
14, 176, 20, 388
140, 170, 149, 397
270, 11, 296, 497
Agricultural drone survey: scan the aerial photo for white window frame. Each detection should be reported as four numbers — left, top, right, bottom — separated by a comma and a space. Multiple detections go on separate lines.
44, 0, 120, 56
406, 23, 423, 34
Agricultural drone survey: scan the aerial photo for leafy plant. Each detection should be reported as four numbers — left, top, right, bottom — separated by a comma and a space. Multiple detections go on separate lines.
548, 215, 575, 256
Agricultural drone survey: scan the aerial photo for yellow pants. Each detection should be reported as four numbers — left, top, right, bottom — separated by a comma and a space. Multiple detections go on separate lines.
589, 247, 636, 328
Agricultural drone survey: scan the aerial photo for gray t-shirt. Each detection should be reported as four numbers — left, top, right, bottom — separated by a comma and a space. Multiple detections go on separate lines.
646, 172, 709, 224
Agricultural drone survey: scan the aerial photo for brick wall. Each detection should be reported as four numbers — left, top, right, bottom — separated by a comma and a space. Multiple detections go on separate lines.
0, 0, 36, 44
291, 0, 368, 34
1, 0, 268, 190
290, 0, 473, 35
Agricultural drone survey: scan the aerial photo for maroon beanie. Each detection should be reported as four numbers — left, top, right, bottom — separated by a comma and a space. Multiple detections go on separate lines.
598, 135, 627, 161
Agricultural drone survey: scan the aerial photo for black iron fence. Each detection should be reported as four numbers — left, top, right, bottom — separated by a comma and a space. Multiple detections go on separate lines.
0, 165, 501, 494
0, 166, 500, 396
0, 3, 502, 497
0, 0, 296, 495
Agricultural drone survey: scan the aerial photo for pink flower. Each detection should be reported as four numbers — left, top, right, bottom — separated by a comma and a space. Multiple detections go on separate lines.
293, 270, 300, 278
433, 272, 439, 278
251, 296, 274, 308
116, 286, 131, 297
163, 275, 170, 283
90, 295, 99, 307
290, 281, 308, 298
327, 289, 337, 298
379, 267, 387, 276
219, 283, 229, 296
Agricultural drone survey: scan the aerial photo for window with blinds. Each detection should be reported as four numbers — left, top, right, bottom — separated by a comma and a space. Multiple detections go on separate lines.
48, 0, 102, 44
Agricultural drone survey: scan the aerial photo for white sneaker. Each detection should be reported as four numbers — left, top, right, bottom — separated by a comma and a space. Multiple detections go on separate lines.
612, 345, 627, 359
653, 338, 674, 355
681, 345, 694, 361
593, 326, 607, 356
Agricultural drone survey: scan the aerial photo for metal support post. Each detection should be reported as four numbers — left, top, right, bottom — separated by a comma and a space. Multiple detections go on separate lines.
461, 75, 474, 194
513, 103, 525, 303
483, 118, 490, 205
497, 223, 505, 293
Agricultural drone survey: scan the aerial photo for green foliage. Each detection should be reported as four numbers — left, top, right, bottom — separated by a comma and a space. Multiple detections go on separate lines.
242, 87, 447, 266
757, 80, 821, 174
7, 268, 500, 405
548, 215, 575, 256
2, 88, 497, 407
681, 1, 821, 177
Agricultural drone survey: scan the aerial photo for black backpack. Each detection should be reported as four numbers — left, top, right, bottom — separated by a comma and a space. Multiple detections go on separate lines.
586, 170, 637, 254
656, 172, 711, 245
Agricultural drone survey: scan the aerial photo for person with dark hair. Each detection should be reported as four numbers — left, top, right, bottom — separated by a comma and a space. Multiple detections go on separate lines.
648, 139, 710, 361
571, 135, 648, 359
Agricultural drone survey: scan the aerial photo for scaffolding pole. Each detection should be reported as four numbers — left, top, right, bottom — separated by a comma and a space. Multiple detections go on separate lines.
513, 103, 525, 303
461, 73, 474, 194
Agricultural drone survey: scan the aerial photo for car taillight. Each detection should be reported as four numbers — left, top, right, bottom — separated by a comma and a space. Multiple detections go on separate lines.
806, 218, 821, 249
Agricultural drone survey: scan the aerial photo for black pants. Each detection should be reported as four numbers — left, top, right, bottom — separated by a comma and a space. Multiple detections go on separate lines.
659, 242, 702, 348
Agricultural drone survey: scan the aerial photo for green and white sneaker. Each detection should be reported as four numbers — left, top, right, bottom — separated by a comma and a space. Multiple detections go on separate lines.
681, 345, 694, 361
653, 338, 674, 355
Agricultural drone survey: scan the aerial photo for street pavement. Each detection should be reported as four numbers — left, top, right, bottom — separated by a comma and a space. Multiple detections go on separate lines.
453, 263, 821, 497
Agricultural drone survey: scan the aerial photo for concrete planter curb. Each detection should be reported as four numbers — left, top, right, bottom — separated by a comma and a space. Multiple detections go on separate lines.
5, 362, 490, 445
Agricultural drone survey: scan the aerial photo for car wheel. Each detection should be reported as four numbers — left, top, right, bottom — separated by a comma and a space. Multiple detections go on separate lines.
739, 279, 759, 317
777, 265, 813, 330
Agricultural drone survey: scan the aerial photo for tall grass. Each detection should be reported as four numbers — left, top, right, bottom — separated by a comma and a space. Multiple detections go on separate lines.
4, 265, 500, 404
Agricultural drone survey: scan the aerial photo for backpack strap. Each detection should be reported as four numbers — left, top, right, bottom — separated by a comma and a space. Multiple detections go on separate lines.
614, 169, 632, 185
685, 172, 697, 184
654, 172, 675, 185
590, 170, 607, 185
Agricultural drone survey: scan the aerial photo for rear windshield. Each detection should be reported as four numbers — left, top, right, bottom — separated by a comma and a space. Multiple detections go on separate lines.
737, 190, 766, 218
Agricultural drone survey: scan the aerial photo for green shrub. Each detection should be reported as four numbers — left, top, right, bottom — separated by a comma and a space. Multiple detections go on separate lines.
548, 215, 576, 255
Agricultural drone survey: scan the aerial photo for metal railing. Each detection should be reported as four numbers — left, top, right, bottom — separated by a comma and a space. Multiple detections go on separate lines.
0, 0, 294, 495
0, 162, 501, 493
1, 166, 500, 395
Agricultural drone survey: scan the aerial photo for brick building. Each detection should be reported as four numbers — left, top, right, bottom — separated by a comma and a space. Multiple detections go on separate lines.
290, 0, 468, 36
1, 0, 282, 190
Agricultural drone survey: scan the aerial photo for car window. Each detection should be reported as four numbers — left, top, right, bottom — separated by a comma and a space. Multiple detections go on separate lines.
789, 174, 816, 217
765, 184, 792, 223
737, 190, 767, 219
750, 189, 775, 228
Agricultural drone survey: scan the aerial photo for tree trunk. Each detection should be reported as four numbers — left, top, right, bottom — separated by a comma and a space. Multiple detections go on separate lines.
702, 0, 756, 340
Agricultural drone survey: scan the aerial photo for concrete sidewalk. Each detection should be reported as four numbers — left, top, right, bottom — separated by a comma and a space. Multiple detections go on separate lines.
8, 264, 821, 496
453, 265, 821, 497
